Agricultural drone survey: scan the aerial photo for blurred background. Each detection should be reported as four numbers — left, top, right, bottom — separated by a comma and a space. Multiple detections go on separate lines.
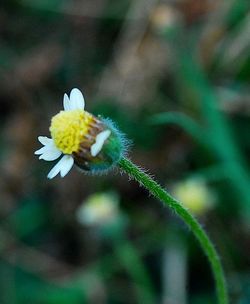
0, 0, 250, 303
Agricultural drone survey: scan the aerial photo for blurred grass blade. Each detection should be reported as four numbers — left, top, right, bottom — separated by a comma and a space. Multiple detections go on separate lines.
114, 240, 157, 304
0, 261, 86, 304
150, 112, 207, 146
177, 50, 250, 217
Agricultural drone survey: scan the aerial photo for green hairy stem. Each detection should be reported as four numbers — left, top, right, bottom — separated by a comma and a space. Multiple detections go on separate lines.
119, 157, 228, 304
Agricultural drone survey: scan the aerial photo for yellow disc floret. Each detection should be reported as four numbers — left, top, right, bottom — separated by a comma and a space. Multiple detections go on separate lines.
50, 110, 93, 154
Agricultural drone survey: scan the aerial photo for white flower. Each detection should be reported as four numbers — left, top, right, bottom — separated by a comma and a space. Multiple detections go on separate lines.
35, 88, 115, 179
35, 88, 85, 179
172, 179, 216, 216
76, 192, 119, 226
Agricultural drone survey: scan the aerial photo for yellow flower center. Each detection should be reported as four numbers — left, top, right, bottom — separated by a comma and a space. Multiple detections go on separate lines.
50, 110, 94, 154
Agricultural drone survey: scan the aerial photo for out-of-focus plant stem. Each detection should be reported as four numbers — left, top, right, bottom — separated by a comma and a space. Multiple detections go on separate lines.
113, 237, 156, 304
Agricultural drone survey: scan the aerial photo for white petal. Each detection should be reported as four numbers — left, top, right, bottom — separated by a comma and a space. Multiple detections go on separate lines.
35, 137, 58, 155
47, 159, 63, 179
38, 136, 53, 145
60, 155, 74, 177
69, 88, 85, 110
47, 155, 74, 179
91, 130, 111, 157
35, 146, 48, 155
63, 93, 70, 111
39, 146, 62, 161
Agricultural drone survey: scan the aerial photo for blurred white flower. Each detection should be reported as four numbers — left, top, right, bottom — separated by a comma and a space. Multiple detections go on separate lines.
172, 179, 215, 216
76, 192, 120, 226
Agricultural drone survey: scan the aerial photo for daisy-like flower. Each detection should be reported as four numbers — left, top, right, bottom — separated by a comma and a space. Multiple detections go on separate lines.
35, 88, 124, 179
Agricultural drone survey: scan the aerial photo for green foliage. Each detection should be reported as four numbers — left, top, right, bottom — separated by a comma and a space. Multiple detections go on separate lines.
0, 0, 249, 302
